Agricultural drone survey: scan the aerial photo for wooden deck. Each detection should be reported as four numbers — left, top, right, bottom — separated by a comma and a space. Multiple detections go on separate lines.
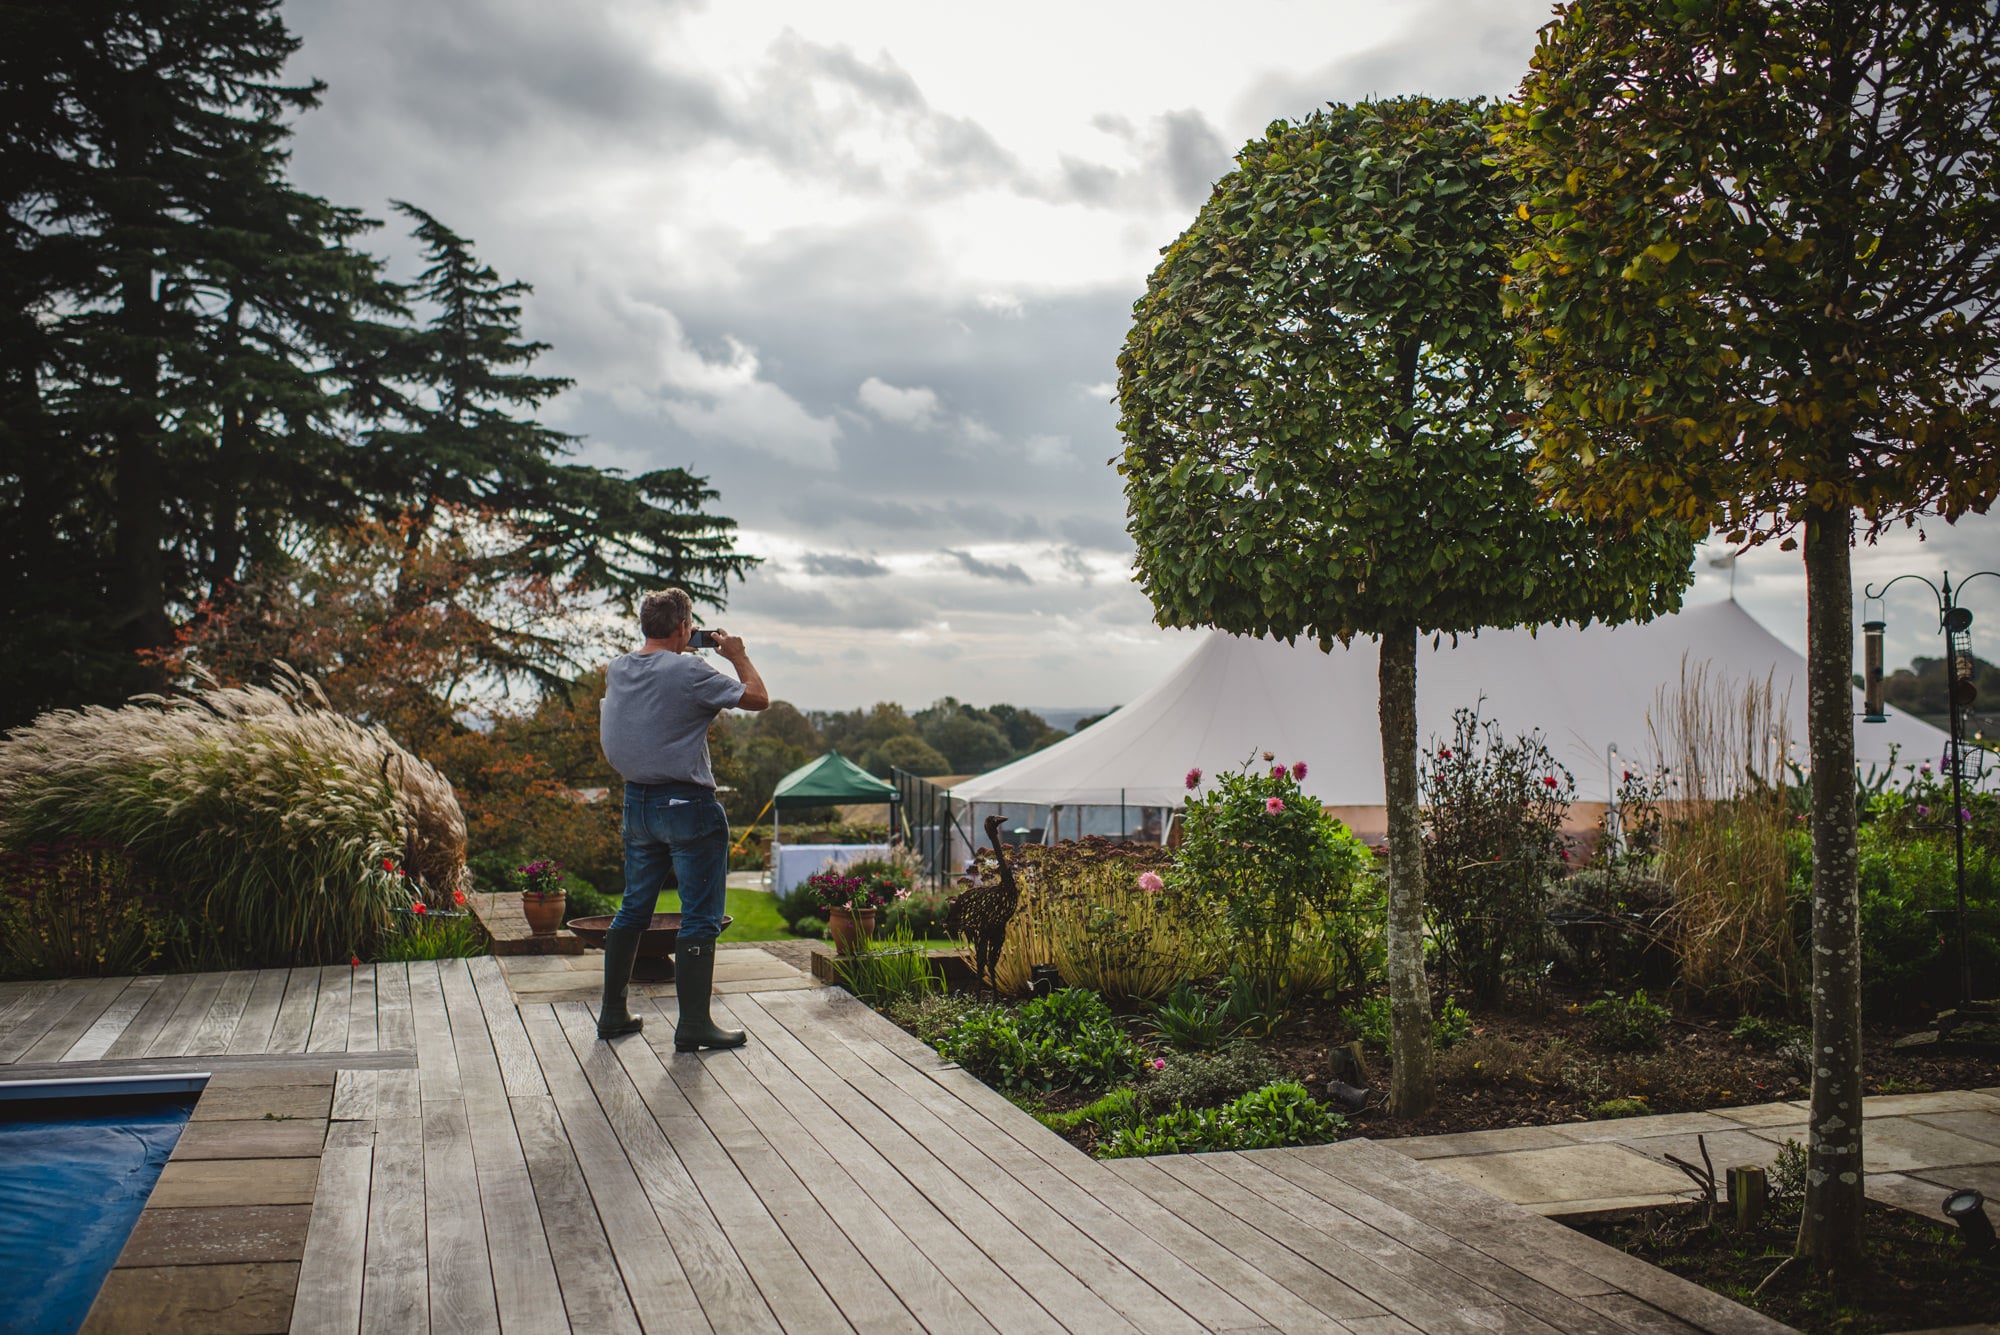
0, 962, 1789, 1334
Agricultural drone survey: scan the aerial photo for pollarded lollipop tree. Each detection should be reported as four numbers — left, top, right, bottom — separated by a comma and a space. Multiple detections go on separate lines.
1117, 96, 1694, 1116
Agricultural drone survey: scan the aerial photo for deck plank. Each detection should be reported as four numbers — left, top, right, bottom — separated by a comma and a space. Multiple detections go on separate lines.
347, 964, 379, 1054
290, 1124, 373, 1335
511, 1092, 644, 1335
550, 1004, 784, 1335
360, 1117, 430, 1335
641, 1001, 922, 1335
739, 992, 1126, 1335
266, 968, 323, 1054
602, 1013, 856, 1335
306, 965, 352, 1053
519, 1005, 711, 1333
468, 955, 547, 1098
62, 974, 164, 1063
186, 970, 259, 1055
435, 963, 568, 1335
144, 971, 229, 1059
0, 980, 82, 1063
225, 968, 291, 1055
407, 961, 463, 1103
22, 975, 133, 1065
374, 961, 416, 1055
423, 1099, 502, 1335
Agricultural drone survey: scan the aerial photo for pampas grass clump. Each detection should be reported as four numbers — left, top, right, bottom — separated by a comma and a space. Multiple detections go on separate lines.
0, 669, 467, 969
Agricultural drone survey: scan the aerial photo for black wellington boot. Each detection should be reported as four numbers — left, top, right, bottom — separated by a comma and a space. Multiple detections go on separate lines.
596, 925, 645, 1039
673, 940, 746, 1052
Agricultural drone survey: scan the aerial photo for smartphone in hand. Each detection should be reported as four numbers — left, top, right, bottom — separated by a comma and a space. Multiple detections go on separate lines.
689, 629, 723, 650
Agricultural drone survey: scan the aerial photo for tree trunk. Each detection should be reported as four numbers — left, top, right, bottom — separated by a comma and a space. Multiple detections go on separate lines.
1798, 504, 1864, 1269
1379, 621, 1434, 1117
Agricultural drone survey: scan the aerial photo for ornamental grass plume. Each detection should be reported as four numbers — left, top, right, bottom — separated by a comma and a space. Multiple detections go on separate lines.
0, 666, 467, 969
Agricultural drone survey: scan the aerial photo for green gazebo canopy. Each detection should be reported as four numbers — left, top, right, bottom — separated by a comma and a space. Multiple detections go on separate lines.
772, 750, 897, 811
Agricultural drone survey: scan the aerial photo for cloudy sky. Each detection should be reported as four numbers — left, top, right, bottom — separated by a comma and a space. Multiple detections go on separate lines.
280, 0, 1999, 713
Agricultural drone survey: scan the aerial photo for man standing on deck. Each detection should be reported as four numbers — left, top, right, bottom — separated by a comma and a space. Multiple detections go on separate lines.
597, 588, 769, 1047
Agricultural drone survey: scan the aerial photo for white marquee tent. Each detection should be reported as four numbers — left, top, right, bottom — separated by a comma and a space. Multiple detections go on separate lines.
947, 601, 1948, 836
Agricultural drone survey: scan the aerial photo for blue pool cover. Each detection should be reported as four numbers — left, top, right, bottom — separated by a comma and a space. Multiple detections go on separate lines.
0, 1091, 196, 1335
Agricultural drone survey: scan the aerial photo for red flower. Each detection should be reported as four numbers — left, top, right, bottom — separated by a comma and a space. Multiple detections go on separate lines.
1543, 776, 1559, 787
382, 858, 395, 871
350, 955, 361, 968
1559, 849, 1570, 861
411, 902, 428, 915
453, 889, 466, 905
1439, 747, 1453, 759
1622, 769, 1633, 782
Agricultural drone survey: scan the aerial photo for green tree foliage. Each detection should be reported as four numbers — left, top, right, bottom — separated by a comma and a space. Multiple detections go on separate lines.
0, 3, 753, 728
1118, 97, 1692, 1114
1501, 0, 2000, 1267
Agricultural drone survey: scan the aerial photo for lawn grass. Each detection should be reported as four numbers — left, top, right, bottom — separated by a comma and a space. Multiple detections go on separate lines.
654, 887, 789, 942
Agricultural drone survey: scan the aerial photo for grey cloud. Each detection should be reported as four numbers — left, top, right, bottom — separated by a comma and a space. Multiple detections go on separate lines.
1159, 109, 1232, 208
1042, 108, 1232, 210
1056, 513, 1132, 551
943, 549, 1033, 585
801, 552, 891, 578
733, 576, 931, 630
1235, 0, 1552, 123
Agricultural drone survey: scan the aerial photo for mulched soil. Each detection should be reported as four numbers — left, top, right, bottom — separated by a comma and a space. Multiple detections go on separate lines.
1572, 1199, 2000, 1333
1001, 983, 2000, 1139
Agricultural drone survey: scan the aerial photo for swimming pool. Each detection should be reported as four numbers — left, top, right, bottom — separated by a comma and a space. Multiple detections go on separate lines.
0, 1073, 207, 1335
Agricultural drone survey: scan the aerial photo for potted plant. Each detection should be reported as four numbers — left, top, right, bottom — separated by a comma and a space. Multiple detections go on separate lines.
808, 870, 904, 955
518, 859, 566, 936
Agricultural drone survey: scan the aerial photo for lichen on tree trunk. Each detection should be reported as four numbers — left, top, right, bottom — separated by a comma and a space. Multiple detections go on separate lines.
1378, 621, 1434, 1117
1799, 504, 1864, 1270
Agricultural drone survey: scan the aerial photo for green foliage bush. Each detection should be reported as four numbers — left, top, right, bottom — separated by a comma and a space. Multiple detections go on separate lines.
882, 889, 951, 938
1143, 1043, 1281, 1113
1852, 816, 2000, 1014
1420, 709, 1574, 1003
1099, 1081, 1344, 1159
373, 909, 488, 961
1581, 989, 1672, 1052
1341, 994, 1472, 1052
0, 843, 177, 978
832, 928, 939, 1006
882, 992, 984, 1046
935, 988, 1144, 1094
1147, 983, 1234, 1051
1175, 758, 1371, 1019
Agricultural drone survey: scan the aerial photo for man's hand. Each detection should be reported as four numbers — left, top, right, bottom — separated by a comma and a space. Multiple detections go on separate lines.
715, 632, 770, 711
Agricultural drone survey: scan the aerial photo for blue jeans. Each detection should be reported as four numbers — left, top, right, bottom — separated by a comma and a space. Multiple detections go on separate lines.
614, 781, 729, 942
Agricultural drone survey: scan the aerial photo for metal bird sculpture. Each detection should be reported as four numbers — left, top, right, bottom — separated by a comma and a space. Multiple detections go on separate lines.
946, 813, 1022, 989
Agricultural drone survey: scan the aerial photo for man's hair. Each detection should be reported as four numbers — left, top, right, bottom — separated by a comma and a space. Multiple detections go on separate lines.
639, 588, 694, 639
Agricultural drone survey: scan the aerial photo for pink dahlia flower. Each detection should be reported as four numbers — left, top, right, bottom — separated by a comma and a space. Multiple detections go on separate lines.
1137, 871, 1165, 893
1291, 761, 1308, 781
1265, 797, 1284, 814
1184, 767, 1202, 790
1272, 764, 1287, 779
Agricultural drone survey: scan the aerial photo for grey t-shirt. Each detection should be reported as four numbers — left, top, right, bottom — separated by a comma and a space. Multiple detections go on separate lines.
599, 650, 746, 787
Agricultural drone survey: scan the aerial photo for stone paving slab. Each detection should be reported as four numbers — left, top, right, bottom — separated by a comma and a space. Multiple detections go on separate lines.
1619, 1128, 1790, 1176
1387, 1125, 1577, 1159
82, 1262, 299, 1335
1423, 1140, 1693, 1208
1712, 1101, 1810, 1128
1903, 1161, 2000, 1219
1550, 1110, 1740, 1144
118, 1204, 313, 1267
1822, 1117, 2000, 1175
1861, 1090, 2000, 1118
1910, 1110, 2000, 1147
148, 1158, 321, 1208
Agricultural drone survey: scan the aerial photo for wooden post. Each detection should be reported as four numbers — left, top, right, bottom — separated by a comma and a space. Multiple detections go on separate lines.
1728, 1165, 1768, 1232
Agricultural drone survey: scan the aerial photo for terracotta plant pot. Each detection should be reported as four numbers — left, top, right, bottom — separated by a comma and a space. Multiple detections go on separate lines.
827, 906, 877, 955
522, 892, 565, 936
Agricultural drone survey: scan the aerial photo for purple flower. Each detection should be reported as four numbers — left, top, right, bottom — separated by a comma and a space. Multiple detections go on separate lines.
1137, 871, 1165, 893
1272, 764, 1287, 779
1151, 1058, 1166, 1070
1184, 767, 1202, 790
1917, 804, 1931, 817
1964, 809, 1974, 822
1265, 797, 1285, 814
1291, 761, 1308, 781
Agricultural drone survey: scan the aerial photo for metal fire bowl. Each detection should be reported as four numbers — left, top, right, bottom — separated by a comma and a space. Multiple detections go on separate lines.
566, 913, 734, 983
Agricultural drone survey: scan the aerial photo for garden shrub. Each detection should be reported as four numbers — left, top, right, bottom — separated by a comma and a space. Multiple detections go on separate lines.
1143, 1043, 1280, 1113
1176, 758, 1370, 1020
935, 987, 1143, 1094
1852, 817, 2000, 1015
1434, 1033, 1573, 1091
373, 908, 488, 961
1341, 993, 1473, 1052
883, 992, 985, 1046
0, 672, 467, 971
1037, 851, 1198, 1001
0, 843, 177, 978
1652, 660, 1801, 1008
1420, 709, 1573, 1005
882, 889, 952, 938
1147, 982, 1233, 1051
1590, 1097, 1651, 1119
1581, 989, 1672, 1052
1545, 867, 1676, 989
1035, 1087, 1144, 1137
561, 878, 620, 924
1100, 1081, 1344, 1159
832, 927, 940, 1005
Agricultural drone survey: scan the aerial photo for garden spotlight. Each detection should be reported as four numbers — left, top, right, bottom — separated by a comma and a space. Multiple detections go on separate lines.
1943, 1188, 1994, 1255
